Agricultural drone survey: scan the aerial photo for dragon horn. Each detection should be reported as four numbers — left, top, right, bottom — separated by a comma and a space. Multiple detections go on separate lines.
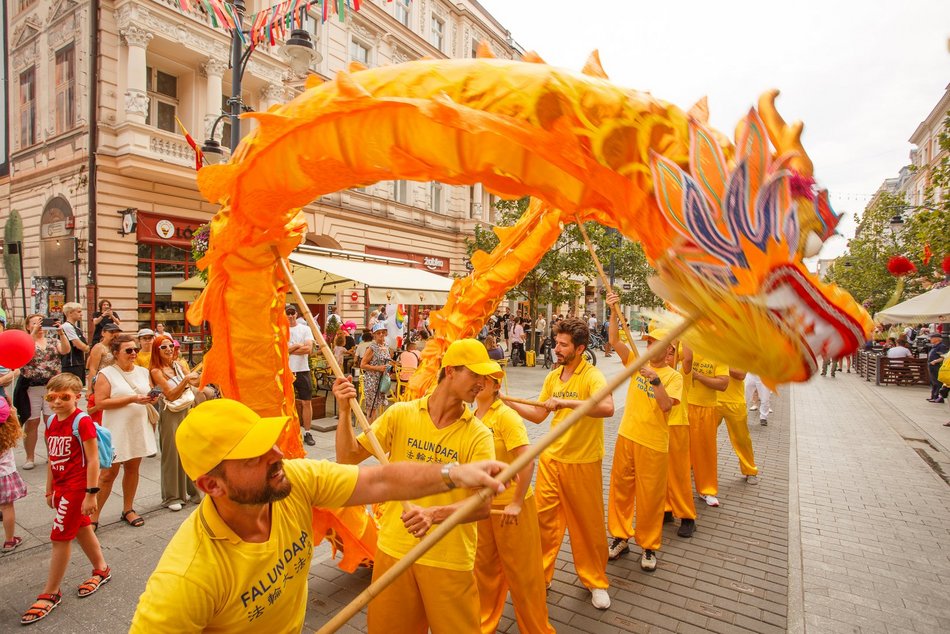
581, 50, 608, 79
758, 90, 813, 177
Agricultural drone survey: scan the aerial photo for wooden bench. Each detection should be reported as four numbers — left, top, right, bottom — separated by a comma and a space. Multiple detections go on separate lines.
877, 356, 930, 386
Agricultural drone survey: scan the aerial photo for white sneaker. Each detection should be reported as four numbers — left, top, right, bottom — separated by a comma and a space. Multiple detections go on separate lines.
23, 461, 35, 470
607, 537, 629, 560
640, 549, 657, 571
167, 502, 183, 511
701, 494, 720, 507
767, 408, 774, 414
749, 404, 758, 411
590, 588, 611, 609
746, 475, 759, 485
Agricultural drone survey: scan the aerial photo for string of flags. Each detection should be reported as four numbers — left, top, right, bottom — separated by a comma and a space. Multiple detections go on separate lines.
175, 1, 409, 47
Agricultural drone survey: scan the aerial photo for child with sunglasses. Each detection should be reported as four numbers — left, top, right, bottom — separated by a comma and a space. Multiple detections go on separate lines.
0, 398, 27, 553
20, 373, 111, 625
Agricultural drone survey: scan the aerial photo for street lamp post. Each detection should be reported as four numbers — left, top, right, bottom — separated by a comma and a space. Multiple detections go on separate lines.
201, 2, 319, 162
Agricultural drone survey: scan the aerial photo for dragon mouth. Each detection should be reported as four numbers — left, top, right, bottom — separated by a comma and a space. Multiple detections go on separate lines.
763, 265, 865, 365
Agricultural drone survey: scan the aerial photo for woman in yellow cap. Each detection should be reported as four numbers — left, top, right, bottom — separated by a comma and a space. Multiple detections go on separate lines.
473, 372, 554, 634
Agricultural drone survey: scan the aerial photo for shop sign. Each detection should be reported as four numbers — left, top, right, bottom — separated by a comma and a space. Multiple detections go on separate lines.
350, 291, 360, 302
364, 246, 451, 275
137, 212, 204, 247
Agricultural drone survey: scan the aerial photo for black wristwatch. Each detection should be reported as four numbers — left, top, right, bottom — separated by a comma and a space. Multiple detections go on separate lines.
86, 487, 101, 494
649, 377, 661, 387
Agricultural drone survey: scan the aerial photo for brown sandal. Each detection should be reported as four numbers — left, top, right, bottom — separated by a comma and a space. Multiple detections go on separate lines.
20, 592, 61, 625
121, 509, 145, 527
78, 566, 112, 598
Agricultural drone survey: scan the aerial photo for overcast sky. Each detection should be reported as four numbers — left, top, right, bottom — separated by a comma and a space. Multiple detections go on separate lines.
477, 0, 950, 259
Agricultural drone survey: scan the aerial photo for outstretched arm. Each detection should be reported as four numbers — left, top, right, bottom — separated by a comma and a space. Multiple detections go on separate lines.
344, 460, 507, 508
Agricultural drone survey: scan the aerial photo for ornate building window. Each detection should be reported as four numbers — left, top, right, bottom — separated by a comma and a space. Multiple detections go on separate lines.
430, 15, 444, 51
395, 0, 411, 27
350, 38, 371, 66
19, 67, 36, 147
394, 180, 410, 204
145, 66, 178, 133
54, 44, 76, 134
430, 181, 443, 213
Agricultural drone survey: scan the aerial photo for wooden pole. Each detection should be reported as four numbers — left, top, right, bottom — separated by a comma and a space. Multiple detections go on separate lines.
499, 394, 547, 408
577, 222, 638, 359
274, 250, 408, 511
315, 316, 697, 634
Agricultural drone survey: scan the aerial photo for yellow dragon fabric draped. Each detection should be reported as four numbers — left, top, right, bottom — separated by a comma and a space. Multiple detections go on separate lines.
189, 53, 870, 457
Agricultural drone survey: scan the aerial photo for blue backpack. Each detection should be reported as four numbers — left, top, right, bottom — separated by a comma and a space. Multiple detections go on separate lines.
47, 412, 115, 469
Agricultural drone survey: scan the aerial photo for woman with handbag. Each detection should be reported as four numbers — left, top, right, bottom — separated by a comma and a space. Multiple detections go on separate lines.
90, 334, 158, 530
360, 322, 392, 420
149, 335, 200, 512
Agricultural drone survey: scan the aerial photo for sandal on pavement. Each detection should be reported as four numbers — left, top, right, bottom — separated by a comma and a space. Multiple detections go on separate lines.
120, 509, 145, 527
20, 592, 62, 625
2, 536, 23, 552
77, 567, 112, 598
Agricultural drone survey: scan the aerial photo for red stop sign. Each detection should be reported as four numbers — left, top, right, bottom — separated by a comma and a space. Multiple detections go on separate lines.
350, 291, 359, 302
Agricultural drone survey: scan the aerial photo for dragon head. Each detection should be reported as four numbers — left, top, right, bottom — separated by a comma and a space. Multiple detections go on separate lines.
644, 107, 872, 386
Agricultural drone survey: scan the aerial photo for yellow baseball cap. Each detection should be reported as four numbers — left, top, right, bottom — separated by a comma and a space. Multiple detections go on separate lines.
441, 339, 503, 378
643, 328, 670, 342
176, 399, 288, 479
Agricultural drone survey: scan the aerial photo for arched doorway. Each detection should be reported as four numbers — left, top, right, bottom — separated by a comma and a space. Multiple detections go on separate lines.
39, 196, 76, 303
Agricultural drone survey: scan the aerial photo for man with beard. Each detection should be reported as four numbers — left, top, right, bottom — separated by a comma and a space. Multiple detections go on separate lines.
130, 399, 506, 632
334, 338, 502, 633
506, 318, 615, 610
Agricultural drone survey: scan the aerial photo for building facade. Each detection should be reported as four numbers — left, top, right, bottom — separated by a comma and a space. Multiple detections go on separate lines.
1, 0, 523, 339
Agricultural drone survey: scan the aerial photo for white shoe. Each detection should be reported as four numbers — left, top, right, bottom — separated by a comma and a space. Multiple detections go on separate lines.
701, 494, 720, 507
640, 549, 657, 571
749, 404, 758, 411
746, 475, 759, 485
767, 408, 773, 414
607, 537, 629, 560
167, 502, 183, 511
590, 588, 611, 609
23, 461, 35, 470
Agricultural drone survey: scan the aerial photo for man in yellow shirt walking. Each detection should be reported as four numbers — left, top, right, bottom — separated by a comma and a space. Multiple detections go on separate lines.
604, 293, 683, 571
130, 399, 506, 632
335, 339, 502, 633
682, 345, 729, 507
507, 318, 615, 610
666, 345, 698, 537
716, 369, 759, 486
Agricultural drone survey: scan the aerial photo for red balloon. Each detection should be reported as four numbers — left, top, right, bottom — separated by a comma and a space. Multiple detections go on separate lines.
0, 329, 36, 370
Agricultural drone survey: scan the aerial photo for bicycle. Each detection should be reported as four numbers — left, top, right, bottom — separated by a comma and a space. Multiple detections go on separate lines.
588, 332, 606, 352
540, 337, 554, 369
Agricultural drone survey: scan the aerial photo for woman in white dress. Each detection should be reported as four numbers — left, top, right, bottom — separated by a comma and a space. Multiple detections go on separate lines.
90, 333, 158, 529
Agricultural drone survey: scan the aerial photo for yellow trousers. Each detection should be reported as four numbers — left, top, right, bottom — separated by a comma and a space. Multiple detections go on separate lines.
368, 550, 480, 634
475, 496, 555, 634
688, 404, 719, 496
607, 436, 668, 551
666, 425, 697, 520
536, 454, 609, 589
717, 402, 758, 476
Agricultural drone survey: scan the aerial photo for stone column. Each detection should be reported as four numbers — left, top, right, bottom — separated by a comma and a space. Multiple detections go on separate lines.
120, 25, 153, 124
201, 58, 228, 141
260, 83, 285, 112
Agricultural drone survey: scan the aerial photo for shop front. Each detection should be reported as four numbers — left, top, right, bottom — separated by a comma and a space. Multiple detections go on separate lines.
135, 211, 208, 350
363, 246, 451, 334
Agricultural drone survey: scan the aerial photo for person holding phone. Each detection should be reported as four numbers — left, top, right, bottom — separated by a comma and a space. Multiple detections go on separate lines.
89, 334, 158, 530
16, 314, 70, 470
91, 300, 121, 346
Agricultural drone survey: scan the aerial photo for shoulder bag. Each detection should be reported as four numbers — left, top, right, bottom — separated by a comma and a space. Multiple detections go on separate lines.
112, 366, 160, 428
163, 363, 197, 413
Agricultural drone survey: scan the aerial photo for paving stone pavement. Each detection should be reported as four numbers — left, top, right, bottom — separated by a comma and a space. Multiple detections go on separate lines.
1, 348, 949, 633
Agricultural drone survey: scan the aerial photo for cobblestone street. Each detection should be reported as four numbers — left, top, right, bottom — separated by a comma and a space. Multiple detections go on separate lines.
2, 350, 949, 633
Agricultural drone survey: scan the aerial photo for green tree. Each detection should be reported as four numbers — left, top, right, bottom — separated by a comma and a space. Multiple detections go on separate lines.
922, 112, 950, 216
465, 199, 660, 325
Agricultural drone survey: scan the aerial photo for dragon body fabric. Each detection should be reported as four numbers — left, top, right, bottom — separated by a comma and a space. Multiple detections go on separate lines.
191, 54, 871, 455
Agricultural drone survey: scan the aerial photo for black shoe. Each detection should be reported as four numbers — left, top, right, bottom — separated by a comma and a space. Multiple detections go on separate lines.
677, 519, 696, 538
663, 511, 674, 525
303, 432, 316, 446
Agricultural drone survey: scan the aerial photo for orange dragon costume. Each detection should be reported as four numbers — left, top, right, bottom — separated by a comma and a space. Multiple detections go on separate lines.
186, 50, 872, 571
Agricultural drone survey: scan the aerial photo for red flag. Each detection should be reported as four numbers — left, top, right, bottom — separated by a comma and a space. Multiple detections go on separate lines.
175, 116, 204, 170
923, 243, 933, 266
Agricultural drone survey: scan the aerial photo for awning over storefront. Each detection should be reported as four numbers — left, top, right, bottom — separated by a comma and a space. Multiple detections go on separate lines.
874, 285, 950, 324
287, 251, 454, 305
171, 250, 454, 306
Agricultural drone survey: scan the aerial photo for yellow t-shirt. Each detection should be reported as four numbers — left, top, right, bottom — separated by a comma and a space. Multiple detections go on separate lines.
130, 459, 358, 633
686, 354, 728, 408
358, 396, 494, 571
668, 375, 690, 426
718, 376, 746, 405
618, 365, 683, 452
134, 350, 152, 370
479, 399, 533, 506
538, 358, 608, 463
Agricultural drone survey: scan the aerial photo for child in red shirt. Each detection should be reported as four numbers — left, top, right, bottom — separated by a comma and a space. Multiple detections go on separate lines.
20, 374, 111, 626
